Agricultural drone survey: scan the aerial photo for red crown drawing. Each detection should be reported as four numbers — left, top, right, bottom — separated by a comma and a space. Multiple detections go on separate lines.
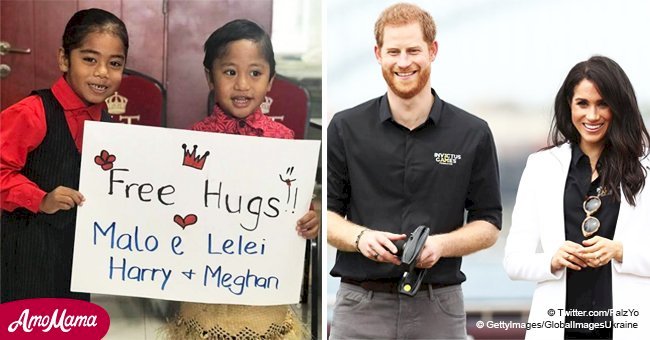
182, 144, 210, 170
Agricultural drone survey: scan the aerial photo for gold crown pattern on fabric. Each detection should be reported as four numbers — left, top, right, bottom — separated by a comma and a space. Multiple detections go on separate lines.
105, 92, 128, 115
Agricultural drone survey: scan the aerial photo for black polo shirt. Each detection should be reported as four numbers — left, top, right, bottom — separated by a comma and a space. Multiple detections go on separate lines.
328, 89, 502, 285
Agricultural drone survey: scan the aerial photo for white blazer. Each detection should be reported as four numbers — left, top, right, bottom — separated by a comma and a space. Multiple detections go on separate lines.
503, 143, 650, 339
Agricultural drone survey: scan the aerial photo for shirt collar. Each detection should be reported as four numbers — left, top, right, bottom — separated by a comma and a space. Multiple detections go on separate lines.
570, 142, 597, 169
51, 76, 103, 119
378, 88, 443, 125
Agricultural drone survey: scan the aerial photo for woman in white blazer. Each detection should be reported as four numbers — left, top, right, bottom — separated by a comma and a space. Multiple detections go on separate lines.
504, 56, 650, 339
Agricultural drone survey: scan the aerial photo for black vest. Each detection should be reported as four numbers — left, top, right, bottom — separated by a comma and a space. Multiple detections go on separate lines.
1, 89, 109, 302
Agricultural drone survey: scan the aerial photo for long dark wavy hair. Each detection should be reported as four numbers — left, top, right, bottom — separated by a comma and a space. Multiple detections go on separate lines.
548, 56, 649, 206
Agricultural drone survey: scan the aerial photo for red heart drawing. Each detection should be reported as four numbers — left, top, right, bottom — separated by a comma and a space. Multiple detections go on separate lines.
174, 214, 198, 229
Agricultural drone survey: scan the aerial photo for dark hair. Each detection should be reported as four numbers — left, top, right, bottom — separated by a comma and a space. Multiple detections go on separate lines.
548, 55, 649, 205
203, 19, 275, 79
62, 8, 129, 58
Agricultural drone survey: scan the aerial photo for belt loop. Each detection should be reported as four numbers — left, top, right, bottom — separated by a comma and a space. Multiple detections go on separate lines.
367, 289, 374, 300
428, 284, 434, 300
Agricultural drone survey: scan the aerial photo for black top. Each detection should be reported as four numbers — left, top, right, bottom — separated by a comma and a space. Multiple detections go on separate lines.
328, 89, 502, 284
0, 89, 108, 302
563, 144, 617, 338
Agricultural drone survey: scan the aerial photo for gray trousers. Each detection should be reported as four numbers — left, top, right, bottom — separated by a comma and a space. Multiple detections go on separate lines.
329, 282, 467, 340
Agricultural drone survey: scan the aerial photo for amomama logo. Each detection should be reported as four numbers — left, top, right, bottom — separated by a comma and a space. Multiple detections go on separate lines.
434, 152, 462, 166
0, 298, 109, 339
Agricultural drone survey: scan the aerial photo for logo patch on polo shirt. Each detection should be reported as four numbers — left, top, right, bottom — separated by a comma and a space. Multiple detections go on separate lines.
434, 152, 461, 166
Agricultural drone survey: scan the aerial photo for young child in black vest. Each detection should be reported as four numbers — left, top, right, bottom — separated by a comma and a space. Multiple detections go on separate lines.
0, 8, 129, 302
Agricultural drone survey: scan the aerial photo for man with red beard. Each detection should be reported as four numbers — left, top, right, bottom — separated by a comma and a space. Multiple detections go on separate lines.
327, 3, 502, 339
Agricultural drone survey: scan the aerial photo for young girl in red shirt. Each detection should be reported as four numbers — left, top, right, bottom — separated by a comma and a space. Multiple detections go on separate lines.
168, 19, 319, 340
0, 8, 129, 302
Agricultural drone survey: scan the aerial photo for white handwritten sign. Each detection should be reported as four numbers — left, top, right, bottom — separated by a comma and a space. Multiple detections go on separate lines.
71, 121, 320, 305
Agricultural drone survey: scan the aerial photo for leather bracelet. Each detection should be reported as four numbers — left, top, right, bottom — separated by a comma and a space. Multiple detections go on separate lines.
355, 228, 368, 253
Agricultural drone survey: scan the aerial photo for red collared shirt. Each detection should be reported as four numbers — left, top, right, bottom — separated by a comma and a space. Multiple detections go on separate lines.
192, 104, 294, 139
0, 76, 103, 213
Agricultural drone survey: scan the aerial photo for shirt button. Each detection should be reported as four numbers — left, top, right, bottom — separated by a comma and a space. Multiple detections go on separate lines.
26, 200, 32, 206
238, 120, 246, 128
